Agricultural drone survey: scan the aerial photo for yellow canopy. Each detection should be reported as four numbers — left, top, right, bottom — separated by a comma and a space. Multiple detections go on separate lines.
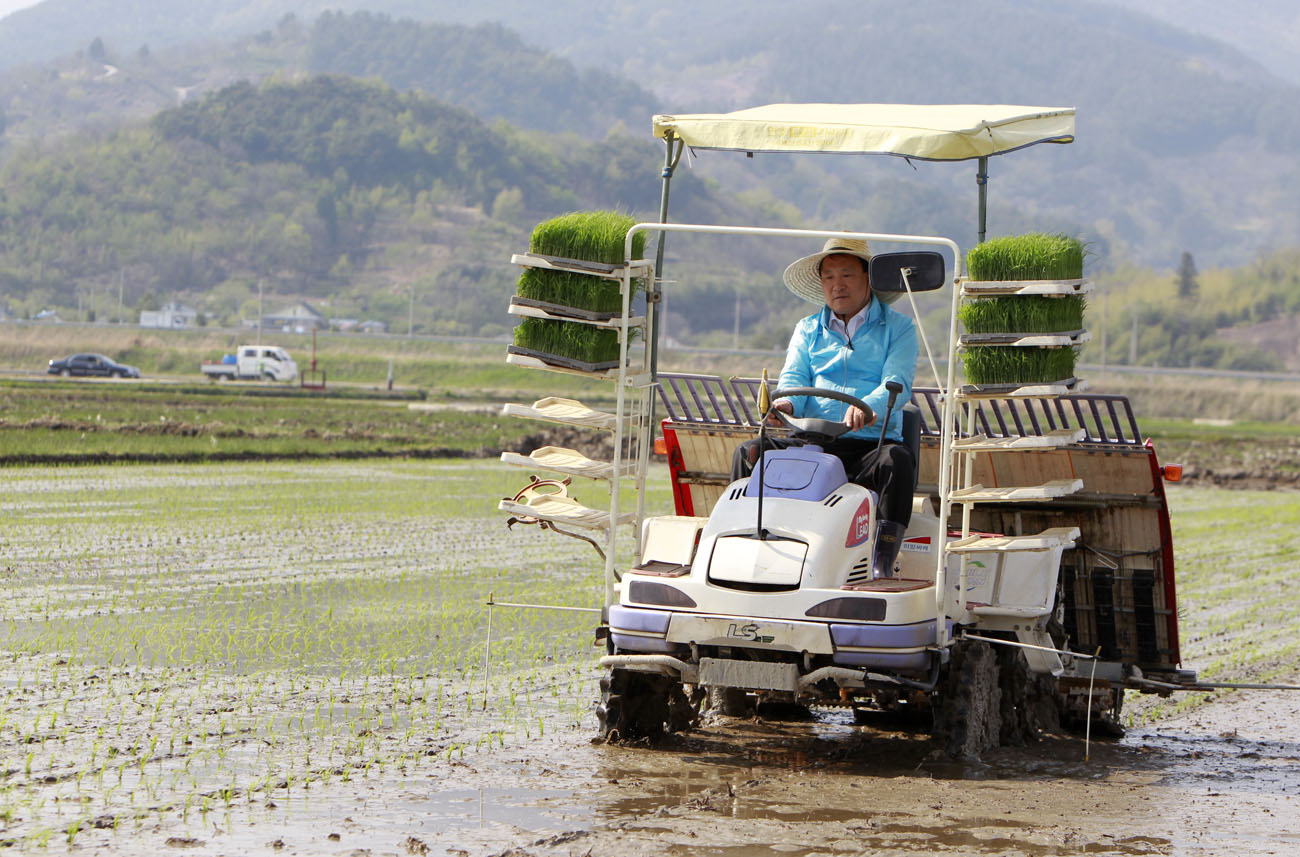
652, 103, 1075, 161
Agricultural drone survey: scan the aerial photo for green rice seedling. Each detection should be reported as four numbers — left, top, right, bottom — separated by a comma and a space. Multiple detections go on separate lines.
519, 211, 647, 313
958, 295, 1086, 333
529, 211, 646, 265
960, 346, 1078, 385
966, 232, 1086, 281
512, 318, 622, 366
517, 268, 640, 315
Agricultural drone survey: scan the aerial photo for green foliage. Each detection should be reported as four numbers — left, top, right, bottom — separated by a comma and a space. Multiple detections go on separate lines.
1176, 251, 1199, 299
0, 379, 540, 463
512, 316, 621, 365
960, 346, 1077, 385
153, 76, 542, 206
0, 70, 746, 336
966, 233, 1085, 281
528, 210, 645, 265
306, 12, 657, 138
958, 295, 1085, 333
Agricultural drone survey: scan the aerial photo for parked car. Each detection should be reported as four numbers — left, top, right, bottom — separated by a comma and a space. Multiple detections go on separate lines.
47, 353, 141, 379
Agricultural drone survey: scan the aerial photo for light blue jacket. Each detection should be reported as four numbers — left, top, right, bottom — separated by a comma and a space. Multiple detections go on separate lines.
778, 297, 918, 443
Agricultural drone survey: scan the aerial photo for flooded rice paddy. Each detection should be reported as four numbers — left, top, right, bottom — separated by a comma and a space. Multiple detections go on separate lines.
1, 462, 1298, 855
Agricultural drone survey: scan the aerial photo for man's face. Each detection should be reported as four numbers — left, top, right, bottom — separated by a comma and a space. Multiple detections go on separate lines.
819, 254, 871, 319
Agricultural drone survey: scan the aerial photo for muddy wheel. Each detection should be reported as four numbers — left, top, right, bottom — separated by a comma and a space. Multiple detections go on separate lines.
706, 686, 753, 717
996, 647, 1062, 745
932, 640, 1002, 759
597, 669, 695, 741
1062, 683, 1126, 737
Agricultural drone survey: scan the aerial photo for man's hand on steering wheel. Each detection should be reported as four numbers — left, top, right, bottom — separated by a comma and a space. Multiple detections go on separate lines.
766, 399, 794, 425
766, 387, 875, 445
845, 405, 876, 431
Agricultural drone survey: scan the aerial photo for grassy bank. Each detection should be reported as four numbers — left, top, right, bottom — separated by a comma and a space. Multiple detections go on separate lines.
0, 322, 612, 401
0, 380, 547, 463
6, 324, 1300, 471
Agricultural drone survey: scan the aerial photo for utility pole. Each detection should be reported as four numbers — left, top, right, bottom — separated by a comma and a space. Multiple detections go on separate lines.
257, 278, 263, 346
1129, 312, 1138, 365
1100, 291, 1107, 377
408, 286, 415, 339
117, 269, 124, 325
733, 288, 740, 351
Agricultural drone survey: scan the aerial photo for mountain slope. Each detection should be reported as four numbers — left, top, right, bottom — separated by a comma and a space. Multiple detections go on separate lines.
0, 74, 791, 338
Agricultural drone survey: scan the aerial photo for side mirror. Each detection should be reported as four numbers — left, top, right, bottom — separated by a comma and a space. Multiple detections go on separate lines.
869, 251, 947, 296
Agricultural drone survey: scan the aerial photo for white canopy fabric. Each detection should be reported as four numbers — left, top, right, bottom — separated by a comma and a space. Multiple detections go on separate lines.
652, 104, 1075, 161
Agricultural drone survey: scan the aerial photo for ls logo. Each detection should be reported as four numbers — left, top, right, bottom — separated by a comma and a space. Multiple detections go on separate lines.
728, 623, 775, 644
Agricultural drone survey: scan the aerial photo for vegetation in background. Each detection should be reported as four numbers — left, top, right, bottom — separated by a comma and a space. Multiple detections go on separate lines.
306, 11, 658, 138
0, 9, 1297, 355
0, 379, 542, 464
1086, 248, 1300, 372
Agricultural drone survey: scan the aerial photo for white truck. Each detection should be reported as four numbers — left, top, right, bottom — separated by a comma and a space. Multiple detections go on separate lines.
200, 345, 298, 382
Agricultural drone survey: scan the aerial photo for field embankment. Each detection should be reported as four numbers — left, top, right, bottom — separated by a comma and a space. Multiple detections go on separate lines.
6, 326, 1300, 488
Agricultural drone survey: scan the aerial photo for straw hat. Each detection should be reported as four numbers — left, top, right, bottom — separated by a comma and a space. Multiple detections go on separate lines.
783, 237, 874, 305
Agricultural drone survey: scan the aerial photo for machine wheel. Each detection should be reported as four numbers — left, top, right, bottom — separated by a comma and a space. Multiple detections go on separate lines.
597, 669, 697, 741
60, 369, 71, 378
706, 686, 753, 717
996, 646, 1062, 745
932, 640, 1002, 759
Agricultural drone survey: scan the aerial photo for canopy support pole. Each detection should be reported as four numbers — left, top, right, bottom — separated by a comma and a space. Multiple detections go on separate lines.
976, 156, 989, 245
650, 135, 684, 380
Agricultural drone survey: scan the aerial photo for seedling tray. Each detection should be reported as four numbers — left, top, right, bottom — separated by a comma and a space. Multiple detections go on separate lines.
509, 296, 621, 322
506, 345, 621, 373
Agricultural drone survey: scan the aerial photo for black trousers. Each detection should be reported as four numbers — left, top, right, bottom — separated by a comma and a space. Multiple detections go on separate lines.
731, 436, 915, 527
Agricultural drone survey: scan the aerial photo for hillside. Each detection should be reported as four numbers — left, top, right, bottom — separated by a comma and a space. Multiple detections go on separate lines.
0, 11, 655, 161
1, 1, 1297, 269
1101, 0, 1300, 86
0, 1, 1297, 356
0, 74, 804, 338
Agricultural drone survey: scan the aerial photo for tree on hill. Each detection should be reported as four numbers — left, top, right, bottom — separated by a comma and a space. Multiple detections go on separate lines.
151, 75, 553, 210
0, 74, 746, 334
1177, 251, 1199, 298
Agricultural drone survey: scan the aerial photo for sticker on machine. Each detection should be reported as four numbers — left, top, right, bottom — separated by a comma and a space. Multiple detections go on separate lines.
901, 536, 931, 553
845, 496, 873, 547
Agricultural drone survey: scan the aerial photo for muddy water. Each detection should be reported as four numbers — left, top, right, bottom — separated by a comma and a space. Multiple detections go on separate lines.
51, 683, 1299, 857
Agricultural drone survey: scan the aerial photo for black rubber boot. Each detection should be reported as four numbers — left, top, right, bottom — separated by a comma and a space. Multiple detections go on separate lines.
873, 520, 906, 579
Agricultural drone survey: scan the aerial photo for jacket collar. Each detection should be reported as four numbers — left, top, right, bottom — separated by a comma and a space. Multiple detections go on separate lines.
819, 295, 883, 338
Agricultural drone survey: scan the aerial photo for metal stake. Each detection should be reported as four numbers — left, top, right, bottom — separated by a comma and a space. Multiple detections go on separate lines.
481, 591, 494, 711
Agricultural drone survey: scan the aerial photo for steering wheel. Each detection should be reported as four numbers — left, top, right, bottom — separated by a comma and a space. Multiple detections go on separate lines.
767, 386, 875, 445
